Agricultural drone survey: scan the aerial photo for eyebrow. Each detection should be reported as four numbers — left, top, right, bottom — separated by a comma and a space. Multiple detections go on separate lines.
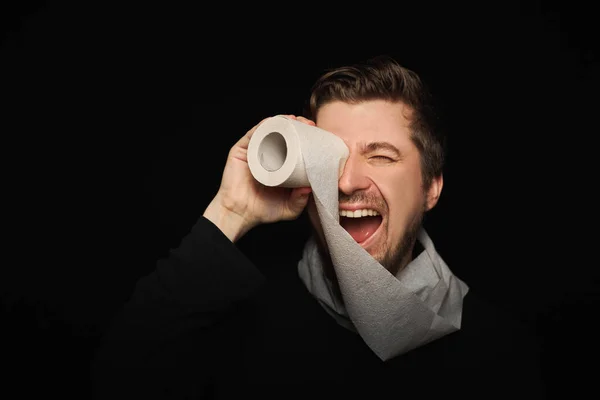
361, 141, 402, 158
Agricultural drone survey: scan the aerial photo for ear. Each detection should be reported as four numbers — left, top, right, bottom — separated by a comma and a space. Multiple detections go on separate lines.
425, 174, 443, 211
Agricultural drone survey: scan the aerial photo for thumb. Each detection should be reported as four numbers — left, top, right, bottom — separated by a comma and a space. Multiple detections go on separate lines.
283, 187, 312, 219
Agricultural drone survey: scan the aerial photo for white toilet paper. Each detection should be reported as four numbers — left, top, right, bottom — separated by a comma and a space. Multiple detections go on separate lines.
247, 115, 468, 361
247, 115, 349, 188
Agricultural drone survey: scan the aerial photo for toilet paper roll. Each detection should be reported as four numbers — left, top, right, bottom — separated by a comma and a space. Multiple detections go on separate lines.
247, 115, 349, 188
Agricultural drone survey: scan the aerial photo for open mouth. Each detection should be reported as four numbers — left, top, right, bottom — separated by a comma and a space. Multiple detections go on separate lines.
339, 209, 383, 245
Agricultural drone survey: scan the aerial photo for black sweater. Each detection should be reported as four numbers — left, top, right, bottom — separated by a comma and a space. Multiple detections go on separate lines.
91, 217, 546, 399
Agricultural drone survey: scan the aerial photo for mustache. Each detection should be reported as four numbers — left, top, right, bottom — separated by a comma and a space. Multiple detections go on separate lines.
338, 191, 387, 211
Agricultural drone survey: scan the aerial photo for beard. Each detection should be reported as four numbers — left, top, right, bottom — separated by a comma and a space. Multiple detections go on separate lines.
308, 191, 426, 280
379, 206, 424, 276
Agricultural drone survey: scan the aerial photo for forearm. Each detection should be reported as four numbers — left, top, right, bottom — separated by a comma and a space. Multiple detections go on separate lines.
91, 216, 265, 397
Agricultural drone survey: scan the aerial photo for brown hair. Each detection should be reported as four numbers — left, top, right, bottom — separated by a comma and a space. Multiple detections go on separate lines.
306, 55, 445, 189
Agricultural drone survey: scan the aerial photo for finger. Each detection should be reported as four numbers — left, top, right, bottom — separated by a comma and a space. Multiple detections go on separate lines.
295, 116, 316, 126
246, 117, 270, 138
285, 188, 312, 219
235, 117, 270, 148
292, 186, 312, 197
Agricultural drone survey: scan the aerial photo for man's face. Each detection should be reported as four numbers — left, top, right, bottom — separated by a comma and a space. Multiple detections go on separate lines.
307, 100, 442, 274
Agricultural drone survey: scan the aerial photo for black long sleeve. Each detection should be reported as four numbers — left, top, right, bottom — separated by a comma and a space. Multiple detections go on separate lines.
90, 215, 548, 399
90, 216, 265, 399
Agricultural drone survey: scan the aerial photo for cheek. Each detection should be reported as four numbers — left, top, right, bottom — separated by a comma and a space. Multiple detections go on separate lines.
379, 172, 425, 232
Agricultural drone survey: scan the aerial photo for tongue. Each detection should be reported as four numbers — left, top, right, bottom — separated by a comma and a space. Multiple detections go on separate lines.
340, 216, 382, 243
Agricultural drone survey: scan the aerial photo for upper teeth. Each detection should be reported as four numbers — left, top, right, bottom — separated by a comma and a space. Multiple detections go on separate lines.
339, 209, 380, 218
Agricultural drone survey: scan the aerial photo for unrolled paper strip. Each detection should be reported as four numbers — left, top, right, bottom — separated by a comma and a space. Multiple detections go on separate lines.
248, 115, 468, 361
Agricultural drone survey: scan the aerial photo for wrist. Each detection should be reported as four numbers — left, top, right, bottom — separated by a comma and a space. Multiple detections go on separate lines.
202, 194, 254, 242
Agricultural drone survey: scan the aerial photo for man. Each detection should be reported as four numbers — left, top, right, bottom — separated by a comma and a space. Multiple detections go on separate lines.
91, 56, 545, 399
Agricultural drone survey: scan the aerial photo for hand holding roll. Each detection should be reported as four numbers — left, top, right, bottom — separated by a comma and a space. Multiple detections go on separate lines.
203, 115, 314, 242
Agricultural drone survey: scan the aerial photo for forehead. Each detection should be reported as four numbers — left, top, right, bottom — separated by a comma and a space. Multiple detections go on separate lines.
316, 100, 413, 144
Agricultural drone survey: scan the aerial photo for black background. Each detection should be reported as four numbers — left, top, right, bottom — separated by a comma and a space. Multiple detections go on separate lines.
1, 1, 597, 398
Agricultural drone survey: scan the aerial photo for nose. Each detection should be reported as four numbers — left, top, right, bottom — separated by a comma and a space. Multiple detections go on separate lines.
338, 153, 371, 196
